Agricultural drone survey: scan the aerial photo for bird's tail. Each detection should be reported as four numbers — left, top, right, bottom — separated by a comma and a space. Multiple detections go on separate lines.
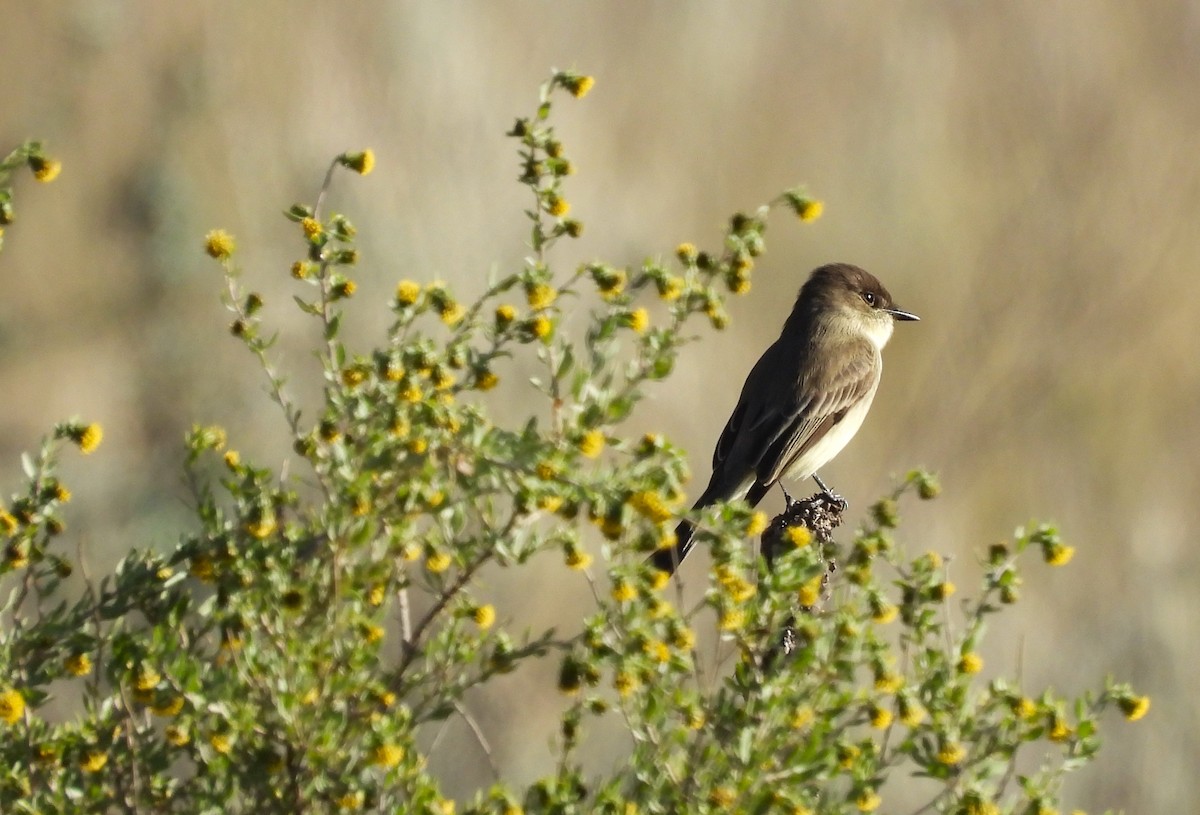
647, 518, 697, 576
646, 481, 771, 576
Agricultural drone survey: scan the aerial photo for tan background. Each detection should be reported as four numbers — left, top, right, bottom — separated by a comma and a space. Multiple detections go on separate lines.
3, 2, 1198, 811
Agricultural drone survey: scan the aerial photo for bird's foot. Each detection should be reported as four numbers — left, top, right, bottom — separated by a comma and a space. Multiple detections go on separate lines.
779, 484, 798, 509
812, 474, 848, 512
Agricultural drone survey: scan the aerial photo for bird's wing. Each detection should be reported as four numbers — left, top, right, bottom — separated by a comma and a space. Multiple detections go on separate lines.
754, 340, 880, 486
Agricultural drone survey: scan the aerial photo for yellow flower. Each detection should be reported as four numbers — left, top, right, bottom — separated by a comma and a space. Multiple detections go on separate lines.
855, 790, 881, 812
626, 307, 649, 334
0, 510, 16, 533
931, 581, 956, 600
675, 243, 698, 264
657, 276, 684, 301
798, 575, 824, 607
336, 791, 364, 810
152, 695, 185, 717
65, 653, 92, 676
611, 580, 636, 603
472, 604, 496, 630
165, 725, 190, 746
223, 450, 241, 469
133, 666, 161, 691
868, 704, 893, 729
565, 548, 592, 571
718, 608, 745, 631
245, 514, 277, 540
957, 652, 984, 675
871, 601, 898, 625
367, 584, 386, 606
1119, 695, 1150, 722
628, 491, 672, 523
360, 623, 385, 644
77, 423, 103, 454
370, 743, 404, 768
494, 303, 517, 326
794, 197, 823, 222
788, 705, 814, 730
342, 149, 375, 175
646, 640, 671, 663
546, 196, 570, 217
189, 554, 215, 582
0, 688, 25, 724
432, 369, 456, 391
746, 511, 768, 537
204, 229, 236, 259
81, 750, 108, 772
395, 280, 421, 305
648, 569, 671, 591
536, 495, 563, 513
526, 283, 557, 310
530, 315, 553, 339
425, 552, 452, 573
577, 429, 605, 459
440, 302, 466, 326
709, 788, 736, 808
29, 155, 62, 182
613, 671, 636, 698
1048, 713, 1072, 742
407, 438, 428, 455
301, 217, 323, 240
477, 370, 499, 391
1012, 696, 1038, 719
936, 742, 966, 765
565, 75, 595, 98
1044, 543, 1075, 566
671, 626, 696, 651
291, 260, 313, 279
898, 695, 925, 726
535, 460, 559, 480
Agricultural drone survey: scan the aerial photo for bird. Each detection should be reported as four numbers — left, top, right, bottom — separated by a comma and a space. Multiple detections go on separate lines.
649, 263, 919, 575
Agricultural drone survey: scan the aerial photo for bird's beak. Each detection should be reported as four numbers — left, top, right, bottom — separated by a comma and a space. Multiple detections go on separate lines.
884, 307, 920, 322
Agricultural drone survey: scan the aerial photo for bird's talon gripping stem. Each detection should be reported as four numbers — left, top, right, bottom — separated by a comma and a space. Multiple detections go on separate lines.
812, 474, 848, 512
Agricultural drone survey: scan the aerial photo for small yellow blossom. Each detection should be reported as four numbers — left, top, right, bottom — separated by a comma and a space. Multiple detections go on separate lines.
718, 608, 745, 631
798, 575, 824, 607
565, 548, 592, 571
476, 370, 499, 391
936, 742, 966, 765
291, 260, 313, 279
407, 438, 428, 455
152, 695, 185, 717
0, 689, 25, 724
657, 276, 684, 301
789, 706, 814, 730
425, 552, 452, 573
671, 626, 696, 651
245, 514, 277, 540
440, 302, 466, 326
794, 198, 823, 222
29, 155, 62, 182
0, 510, 16, 533
530, 314, 553, 339
628, 490, 672, 523
204, 230, 235, 259
565, 75, 595, 98
53, 483, 71, 502
165, 725, 190, 746
613, 671, 636, 698
675, 243, 698, 264
709, 788, 736, 808
931, 581, 956, 600
1012, 696, 1038, 719
370, 743, 405, 768
868, 704, 893, 729
898, 695, 925, 726
746, 511, 768, 537
81, 751, 108, 772
189, 554, 215, 582
526, 283, 557, 310
611, 580, 637, 603
577, 429, 605, 459
472, 604, 496, 630
874, 671, 903, 693
301, 217, 323, 240
536, 495, 563, 513
1048, 713, 1072, 742
646, 640, 671, 663
342, 149, 375, 175
1044, 543, 1076, 566
133, 666, 161, 691
495, 304, 517, 327
855, 790, 881, 812
546, 197, 570, 217
957, 652, 984, 675
626, 307, 649, 334
871, 601, 898, 625
395, 280, 421, 306
1120, 695, 1150, 721
223, 450, 241, 469
361, 623, 385, 644
65, 653, 92, 676
367, 584, 386, 606
535, 460, 559, 480
77, 423, 103, 454
649, 569, 671, 591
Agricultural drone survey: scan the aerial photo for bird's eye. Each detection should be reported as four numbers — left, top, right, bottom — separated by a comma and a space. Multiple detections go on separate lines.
862, 291, 876, 306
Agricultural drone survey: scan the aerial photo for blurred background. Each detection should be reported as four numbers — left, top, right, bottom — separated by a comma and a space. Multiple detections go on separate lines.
3, 2, 1198, 810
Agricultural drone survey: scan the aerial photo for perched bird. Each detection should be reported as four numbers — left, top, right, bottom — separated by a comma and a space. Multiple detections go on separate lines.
650, 263, 918, 575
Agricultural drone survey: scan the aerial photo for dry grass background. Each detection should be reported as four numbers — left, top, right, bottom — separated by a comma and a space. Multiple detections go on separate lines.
3, 2, 1199, 811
